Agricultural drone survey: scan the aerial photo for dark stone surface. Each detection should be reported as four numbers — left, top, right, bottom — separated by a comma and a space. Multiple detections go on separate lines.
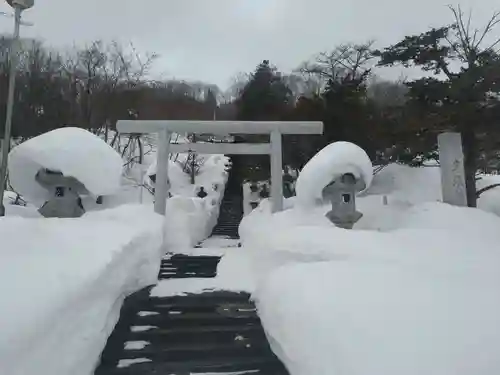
210, 193, 243, 239
94, 255, 288, 375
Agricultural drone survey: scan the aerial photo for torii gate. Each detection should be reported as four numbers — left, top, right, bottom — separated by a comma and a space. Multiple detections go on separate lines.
116, 120, 323, 215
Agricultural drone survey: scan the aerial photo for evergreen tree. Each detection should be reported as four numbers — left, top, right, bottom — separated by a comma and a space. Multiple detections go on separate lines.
234, 60, 292, 182
205, 88, 217, 119
374, 6, 500, 206
236, 60, 292, 121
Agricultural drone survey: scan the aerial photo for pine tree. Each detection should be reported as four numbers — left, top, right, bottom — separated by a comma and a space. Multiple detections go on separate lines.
234, 60, 292, 182
236, 60, 292, 121
374, 6, 500, 207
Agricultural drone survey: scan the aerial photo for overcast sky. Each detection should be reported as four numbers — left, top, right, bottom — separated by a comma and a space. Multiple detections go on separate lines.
0, 0, 498, 88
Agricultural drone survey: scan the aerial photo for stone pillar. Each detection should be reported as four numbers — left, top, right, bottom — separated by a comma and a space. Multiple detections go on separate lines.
154, 130, 172, 215
270, 130, 284, 212
438, 132, 467, 206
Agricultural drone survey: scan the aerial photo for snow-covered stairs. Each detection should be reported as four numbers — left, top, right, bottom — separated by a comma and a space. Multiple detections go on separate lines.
211, 194, 243, 239
158, 254, 220, 279
94, 240, 288, 375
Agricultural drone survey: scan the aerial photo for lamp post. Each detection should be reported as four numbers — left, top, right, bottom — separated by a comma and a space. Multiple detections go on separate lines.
0, 0, 34, 216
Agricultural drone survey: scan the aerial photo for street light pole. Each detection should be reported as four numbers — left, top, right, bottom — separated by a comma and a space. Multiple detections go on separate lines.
0, 0, 33, 216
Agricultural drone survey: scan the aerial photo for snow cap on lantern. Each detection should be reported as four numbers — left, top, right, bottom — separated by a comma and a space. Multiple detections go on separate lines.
295, 141, 373, 208
8, 127, 123, 205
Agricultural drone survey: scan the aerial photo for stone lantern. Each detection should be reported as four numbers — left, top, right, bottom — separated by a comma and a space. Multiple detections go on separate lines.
35, 168, 88, 218
322, 173, 365, 229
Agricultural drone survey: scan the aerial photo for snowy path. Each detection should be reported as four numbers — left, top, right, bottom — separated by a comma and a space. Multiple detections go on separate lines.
94, 233, 287, 375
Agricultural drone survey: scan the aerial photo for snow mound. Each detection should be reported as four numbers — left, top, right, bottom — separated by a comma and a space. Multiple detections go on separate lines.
242, 198, 500, 375
295, 141, 373, 207
366, 163, 442, 204
9, 127, 123, 204
0, 205, 164, 375
163, 196, 210, 249
256, 257, 500, 375
144, 158, 190, 195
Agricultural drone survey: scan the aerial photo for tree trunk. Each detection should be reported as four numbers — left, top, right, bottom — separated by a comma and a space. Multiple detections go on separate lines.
462, 126, 477, 207
104, 120, 109, 143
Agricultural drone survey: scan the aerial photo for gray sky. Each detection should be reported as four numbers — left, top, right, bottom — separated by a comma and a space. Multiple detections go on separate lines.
0, 0, 498, 88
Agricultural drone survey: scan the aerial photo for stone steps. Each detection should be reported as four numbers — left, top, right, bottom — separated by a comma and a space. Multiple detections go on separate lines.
211, 193, 243, 239
94, 255, 288, 375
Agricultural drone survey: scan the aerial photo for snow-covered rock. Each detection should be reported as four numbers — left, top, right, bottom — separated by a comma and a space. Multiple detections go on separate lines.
295, 141, 373, 208
0, 204, 164, 375
9, 127, 123, 205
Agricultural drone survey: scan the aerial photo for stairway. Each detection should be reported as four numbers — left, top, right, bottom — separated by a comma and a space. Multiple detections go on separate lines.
159, 254, 220, 279
211, 193, 243, 239
94, 251, 288, 374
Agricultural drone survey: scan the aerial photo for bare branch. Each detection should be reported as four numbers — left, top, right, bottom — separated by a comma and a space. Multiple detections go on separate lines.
474, 10, 500, 49
477, 183, 500, 197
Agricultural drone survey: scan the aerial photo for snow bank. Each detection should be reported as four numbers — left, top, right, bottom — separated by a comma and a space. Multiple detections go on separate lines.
256, 256, 500, 375
242, 198, 500, 375
144, 158, 190, 196
84, 151, 227, 249
0, 205, 164, 375
366, 163, 442, 204
163, 196, 212, 249
9, 127, 123, 205
295, 141, 373, 207
476, 174, 500, 216
160, 154, 229, 250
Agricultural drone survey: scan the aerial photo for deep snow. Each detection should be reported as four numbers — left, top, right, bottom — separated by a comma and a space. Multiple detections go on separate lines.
0, 205, 164, 375
246, 202, 500, 375
239, 159, 500, 375
2, 129, 230, 375
7, 127, 500, 375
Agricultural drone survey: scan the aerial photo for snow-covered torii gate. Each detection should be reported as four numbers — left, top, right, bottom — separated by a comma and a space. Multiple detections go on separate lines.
117, 120, 323, 215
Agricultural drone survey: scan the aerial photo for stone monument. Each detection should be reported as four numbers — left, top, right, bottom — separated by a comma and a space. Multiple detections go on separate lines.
437, 132, 467, 206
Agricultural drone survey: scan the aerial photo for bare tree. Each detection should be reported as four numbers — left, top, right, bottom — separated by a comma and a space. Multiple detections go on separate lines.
223, 72, 250, 102
367, 75, 409, 107
300, 41, 375, 84
61, 40, 157, 139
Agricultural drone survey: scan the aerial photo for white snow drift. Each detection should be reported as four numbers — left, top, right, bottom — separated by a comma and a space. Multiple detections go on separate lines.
246, 203, 500, 375
0, 205, 164, 375
9, 127, 123, 205
239, 149, 500, 375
